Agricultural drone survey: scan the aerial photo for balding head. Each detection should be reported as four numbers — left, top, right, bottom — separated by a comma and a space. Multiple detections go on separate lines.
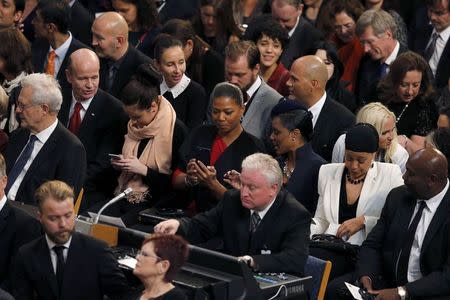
404, 148, 448, 199
91, 12, 129, 60
66, 48, 100, 102
286, 55, 328, 107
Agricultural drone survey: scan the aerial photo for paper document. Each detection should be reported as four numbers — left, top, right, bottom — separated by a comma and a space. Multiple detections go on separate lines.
88, 212, 126, 228
118, 256, 137, 269
345, 282, 363, 300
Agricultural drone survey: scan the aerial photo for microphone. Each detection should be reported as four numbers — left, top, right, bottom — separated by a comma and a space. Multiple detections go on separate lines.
93, 188, 133, 224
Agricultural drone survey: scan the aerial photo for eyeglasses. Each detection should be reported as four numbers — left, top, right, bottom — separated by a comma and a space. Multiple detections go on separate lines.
136, 250, 162, 262
16, 102, 39, 111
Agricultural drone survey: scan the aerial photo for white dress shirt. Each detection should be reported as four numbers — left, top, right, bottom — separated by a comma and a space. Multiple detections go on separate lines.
245, 76, 262, 104
68, 93, 94, 125
308, 92, 327, 128
428, 26, 450, 76
0, 195, 7, 212
45, 235, 72, 274
288, 16, 300, 38
7, 119, 58, 201
251, 196, 276, 221
160, 74, 191, 98
383, 41, 400, 74
407, 180, 449, 282
46, 32, 73, 77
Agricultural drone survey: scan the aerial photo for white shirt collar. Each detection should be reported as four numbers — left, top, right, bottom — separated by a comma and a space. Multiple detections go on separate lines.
68, 0, 76, 7
49, 32, 73, 60
246, 76, 262, 100
71, 92, 94, 111
433, 25, 450, 43
308, 91, 327, 128
160, 74, 191, 98
288, 16, 300, 37
384, 40, 400, 66
0, 195, 7, 212
45, 234, 72, 251
35, 119, 59, 144
251, 196, 277, 220
422, 179, 449, 213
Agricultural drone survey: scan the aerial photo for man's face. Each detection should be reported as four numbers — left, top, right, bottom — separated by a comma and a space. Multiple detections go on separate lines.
271, 0, 302, 32
286, 60, 312, 103
225, 55, 259, 91
16, 86, 44, 133
359, 26, 393, 61
66, 60, 100, 102
39, 197, 75, 245
428, 0, 450, 33
403, 159, 430, 199
31, 10, 49, 39
0, 0, 22, 28
240, 169, 278, 211
91, 21, 119, 59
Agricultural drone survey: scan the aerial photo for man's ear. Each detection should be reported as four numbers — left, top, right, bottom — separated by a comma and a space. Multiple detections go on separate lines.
13, 10, 23, 24
65, 69, 73, 84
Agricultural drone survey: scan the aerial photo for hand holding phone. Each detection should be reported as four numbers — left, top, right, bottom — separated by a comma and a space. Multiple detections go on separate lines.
109, 154, 122, 160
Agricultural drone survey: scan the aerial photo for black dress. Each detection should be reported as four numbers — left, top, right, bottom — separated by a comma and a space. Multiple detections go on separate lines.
124, 286, 187, 300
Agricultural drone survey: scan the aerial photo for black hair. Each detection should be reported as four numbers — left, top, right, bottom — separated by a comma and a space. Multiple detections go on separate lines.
211, 82, 244, 106
115, 0, 159, 30
153, 33, 184, 62
440, 105, 450, 120
13, 0, 25, 12
272, 109, 314, 142
247, 18, 289, 51
36, 0, 71, 34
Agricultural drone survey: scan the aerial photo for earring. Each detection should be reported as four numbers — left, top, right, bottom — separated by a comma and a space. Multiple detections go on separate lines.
291, 137, 296, 141
240, 116, 243, 123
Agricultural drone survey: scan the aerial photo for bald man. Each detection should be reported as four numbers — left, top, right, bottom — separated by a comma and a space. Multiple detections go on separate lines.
60, 48, 128, 212
328, 148, 450, 300
91, 12, 151, 98
287, 56, 354, 161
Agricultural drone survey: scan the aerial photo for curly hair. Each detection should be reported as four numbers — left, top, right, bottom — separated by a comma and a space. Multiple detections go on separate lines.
247, 18, 289, 51
377, 51, 435, 105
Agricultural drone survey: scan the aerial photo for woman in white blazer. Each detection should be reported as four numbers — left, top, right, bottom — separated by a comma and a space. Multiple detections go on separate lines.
311, 124, 404, 279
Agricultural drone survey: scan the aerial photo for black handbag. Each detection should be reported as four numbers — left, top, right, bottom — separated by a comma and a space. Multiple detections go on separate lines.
310, 234, 360, 262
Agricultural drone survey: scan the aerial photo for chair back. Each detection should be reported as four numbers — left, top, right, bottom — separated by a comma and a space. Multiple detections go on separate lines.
304, 255, 332, 300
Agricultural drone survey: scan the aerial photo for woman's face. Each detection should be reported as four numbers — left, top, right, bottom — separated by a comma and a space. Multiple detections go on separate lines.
333, 11, 356, 44
133, 242, 161, 279
270, 116, 297, 156
158, 46, 186, 88
256, 34, 283, 69
378, 116, 395, 150
211, 96, 244, 136
396, 70, 422, 103
344, 150, 375, 179
200, 5, 216, 36
112, 0, 138, 31
124, 102, 158, 129
315, 49, 334, 80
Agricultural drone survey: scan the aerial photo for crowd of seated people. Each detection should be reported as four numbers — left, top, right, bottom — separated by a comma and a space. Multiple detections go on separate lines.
0, 0, 449, 299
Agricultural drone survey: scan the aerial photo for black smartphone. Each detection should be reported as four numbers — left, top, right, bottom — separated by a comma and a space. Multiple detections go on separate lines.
193, 146, 211, 166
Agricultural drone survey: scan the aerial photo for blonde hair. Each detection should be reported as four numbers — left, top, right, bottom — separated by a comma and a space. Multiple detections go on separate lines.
0, 86, 8, 118
35, 180, 74, 211
356, 102, 398, 163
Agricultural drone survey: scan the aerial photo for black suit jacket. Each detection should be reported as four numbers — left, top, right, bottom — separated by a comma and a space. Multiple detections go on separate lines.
11, 232, 128, 300
312, 96, 355, 162
180, 189, 311, 275
99, 46, 151, 99
70, 1, 94, 47
158, 0, 199, 24
280, 17, 323, 69
0, 201, 41, 289
357, 185, 450, 298
4, 122, 86, 205
355, 43, 408, 105
59, 89, 128, 206
31, 37, 88, 91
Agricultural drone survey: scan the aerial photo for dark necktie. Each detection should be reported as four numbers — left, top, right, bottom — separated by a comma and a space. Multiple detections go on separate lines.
53, 246, 66, 288
424, 33, 439, 61
249, 212, 261, 233
68, 102, 82, 135
106, 62, 116, 93
396, 201, 427, 285
5, 135, 38, 194
379, 62, 389, 78
163, 91, 174, 104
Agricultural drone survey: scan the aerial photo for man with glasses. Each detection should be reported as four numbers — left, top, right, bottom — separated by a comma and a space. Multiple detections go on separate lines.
271, 0, 323, 69
355, 9, 407, 106
3, 73, 86, 205
11, 180, 128, 300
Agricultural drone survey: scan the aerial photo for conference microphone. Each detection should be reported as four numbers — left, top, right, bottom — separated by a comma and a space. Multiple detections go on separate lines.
93, 187, 133, 224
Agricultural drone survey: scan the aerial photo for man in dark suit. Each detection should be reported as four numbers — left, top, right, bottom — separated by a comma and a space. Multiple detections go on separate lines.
355, 9, 407, 105
31, 0, 88, 91
155, 153, 311, 275
60, 48, 128, 212
410, 0, 450, 90
271, 0, 323, 69
68, 0, 94, 46
0, 154, 41, 290
287, 55, 355, 162
92, 12, 151, 99
11, 180, 128, 300
3, 73, 86, 205
327, 147, 450, 300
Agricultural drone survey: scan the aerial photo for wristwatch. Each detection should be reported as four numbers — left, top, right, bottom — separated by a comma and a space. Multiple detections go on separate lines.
397, 286, 407, 300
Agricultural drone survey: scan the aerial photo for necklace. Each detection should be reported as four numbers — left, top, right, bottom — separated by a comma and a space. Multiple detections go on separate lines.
346, 173, 365, 185
396, 103, 409, 123
282, 159, 294, 179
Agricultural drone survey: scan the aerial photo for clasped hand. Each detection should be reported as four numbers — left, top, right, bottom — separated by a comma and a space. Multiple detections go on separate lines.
336, 215, 365, 238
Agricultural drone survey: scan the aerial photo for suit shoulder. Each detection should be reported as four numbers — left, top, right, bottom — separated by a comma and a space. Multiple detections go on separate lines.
71, 38, 89, 50
18, 236, 45, 255
282, 190, 311, 218
129, 47, 151, 64
96, 90, 124, 109
74, 232, 109, 250
55, 124, 84, 147
326, 98, 355, 118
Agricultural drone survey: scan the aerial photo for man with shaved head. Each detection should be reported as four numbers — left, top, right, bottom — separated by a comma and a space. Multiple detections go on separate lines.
60, 48, 128, 212
328, 147, 450, 299
91, 11, 151, 98
287, 55, 355, 161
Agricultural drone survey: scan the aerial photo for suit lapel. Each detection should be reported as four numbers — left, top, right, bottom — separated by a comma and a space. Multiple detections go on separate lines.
436, 39, 450, 79
36, 238, 59, 298
421, 190, 450, 254
236, 207, 251, 254
0, 201, 10, 234
60, 233, 81, 298
393, 193, 417, 256
78, 93, 99, 138
242, 80, 266, 128
357, 163, 378, 215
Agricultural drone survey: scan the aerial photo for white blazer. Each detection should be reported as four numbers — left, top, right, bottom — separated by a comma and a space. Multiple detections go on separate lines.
311, 162, 404, 245
331, 134, 409, 173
